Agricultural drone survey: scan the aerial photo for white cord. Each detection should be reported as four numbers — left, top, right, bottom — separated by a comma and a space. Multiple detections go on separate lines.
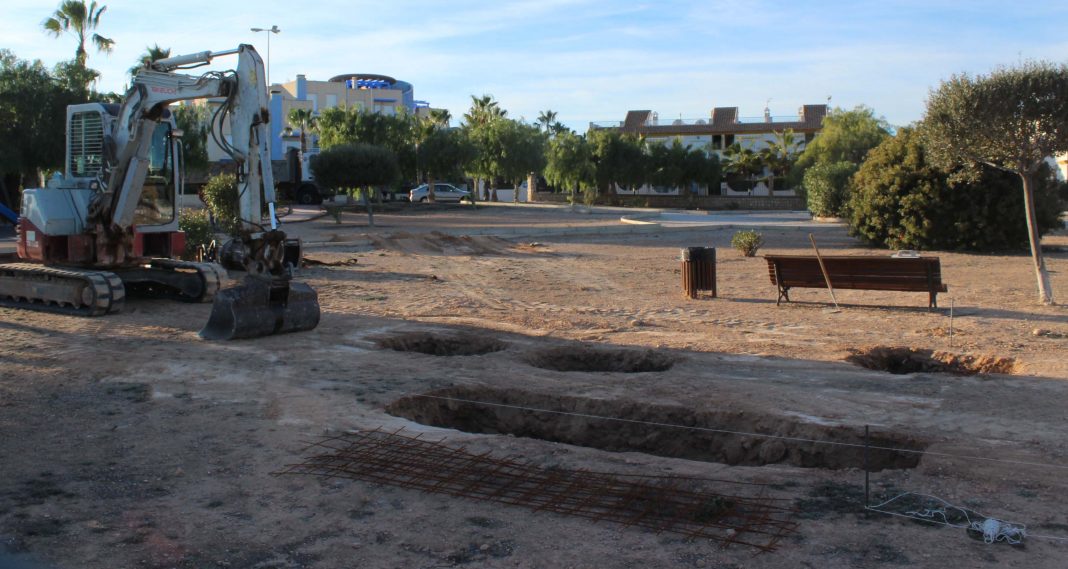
868, 492, 1027, 545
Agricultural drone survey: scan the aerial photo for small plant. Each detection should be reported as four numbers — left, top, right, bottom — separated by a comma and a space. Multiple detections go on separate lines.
199, 173, 241, 234
731, 230, 764, 257
178, 209, 214, 260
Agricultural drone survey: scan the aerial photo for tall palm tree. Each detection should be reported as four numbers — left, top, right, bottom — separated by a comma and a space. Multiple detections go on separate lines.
42, 1, 114, 66
428, 108, 451, 128
723, 143, 764, 192
537, 109, 558, 133
287, 107, 317, 155
464, 94, 506, 126
129, 44, 170, 79
760, 129, 801, 192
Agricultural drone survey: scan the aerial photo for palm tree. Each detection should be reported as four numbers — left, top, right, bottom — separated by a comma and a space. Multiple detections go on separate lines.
464, 94, 506, 126
428, 108, 451, 128
760, 129, 802, 192
42, 1, 114, 66
723, 143, 764, 192
537, 109, 558, 133
129, 44, 170, 79
287, 107, 317, 155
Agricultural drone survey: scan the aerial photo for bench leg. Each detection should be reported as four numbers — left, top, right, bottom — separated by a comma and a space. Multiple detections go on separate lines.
777, 286, 789, 306
929, 292, 937, 309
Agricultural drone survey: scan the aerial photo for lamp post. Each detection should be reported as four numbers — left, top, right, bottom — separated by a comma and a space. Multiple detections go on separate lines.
250, 25, 280, 87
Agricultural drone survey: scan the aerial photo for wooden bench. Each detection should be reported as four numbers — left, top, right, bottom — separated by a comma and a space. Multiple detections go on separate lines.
765, 255, 948, 308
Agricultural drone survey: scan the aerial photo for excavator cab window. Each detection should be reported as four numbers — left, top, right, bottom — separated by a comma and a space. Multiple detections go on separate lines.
133, 121, 176, 226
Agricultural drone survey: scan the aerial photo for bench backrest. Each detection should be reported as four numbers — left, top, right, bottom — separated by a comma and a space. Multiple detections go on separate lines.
765, 255, 944, 291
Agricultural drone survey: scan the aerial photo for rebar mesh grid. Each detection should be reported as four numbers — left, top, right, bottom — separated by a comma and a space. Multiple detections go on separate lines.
277, 428, 798, 552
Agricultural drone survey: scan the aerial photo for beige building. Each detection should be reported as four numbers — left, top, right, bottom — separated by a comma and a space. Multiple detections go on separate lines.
590, 104, 827, 195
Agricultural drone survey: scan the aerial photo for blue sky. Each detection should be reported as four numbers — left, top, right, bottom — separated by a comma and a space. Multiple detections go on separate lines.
5, 1, 1067, 131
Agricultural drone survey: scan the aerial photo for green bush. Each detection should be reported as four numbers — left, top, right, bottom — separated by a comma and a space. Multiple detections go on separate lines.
849, 128, 1063, 251
200, 173, 241, 234
178, 209, 214, 260
804, 160, 857, 217
731, 230, 764, 257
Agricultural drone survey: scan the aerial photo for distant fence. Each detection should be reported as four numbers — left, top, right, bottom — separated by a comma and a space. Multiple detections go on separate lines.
535, 192, 806, 211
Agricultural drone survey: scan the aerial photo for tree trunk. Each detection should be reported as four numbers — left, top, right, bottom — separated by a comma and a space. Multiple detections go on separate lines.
1021, 172, 1054, 304
427, 177, 436, 203
513, 180, 520, 204
363, 187, 374, 227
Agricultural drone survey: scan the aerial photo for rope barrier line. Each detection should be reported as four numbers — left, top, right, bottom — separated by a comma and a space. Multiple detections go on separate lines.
866, 506, 1068, 544
409, 393, 1068, 472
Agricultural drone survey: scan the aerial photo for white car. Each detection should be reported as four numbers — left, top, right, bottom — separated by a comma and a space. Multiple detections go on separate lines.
408, 183, 471, 203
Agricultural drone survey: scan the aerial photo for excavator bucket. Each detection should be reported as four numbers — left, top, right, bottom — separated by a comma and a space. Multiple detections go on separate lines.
199, 276, 320, 340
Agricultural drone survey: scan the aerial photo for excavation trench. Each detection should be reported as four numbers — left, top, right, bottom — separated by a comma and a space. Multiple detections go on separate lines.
376, 332, 508, 356
847, 346, 1018, 375
523, 346, 676, 373
387, 386, 927, 472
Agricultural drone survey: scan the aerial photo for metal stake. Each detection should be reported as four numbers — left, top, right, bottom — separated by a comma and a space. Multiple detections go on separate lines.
864, 425, 870, 513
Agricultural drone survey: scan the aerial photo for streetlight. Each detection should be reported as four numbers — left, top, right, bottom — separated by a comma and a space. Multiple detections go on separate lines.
250, 25, 280, 87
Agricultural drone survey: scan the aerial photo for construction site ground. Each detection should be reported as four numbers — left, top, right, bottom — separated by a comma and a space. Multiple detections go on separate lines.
2, 203, 1068, 568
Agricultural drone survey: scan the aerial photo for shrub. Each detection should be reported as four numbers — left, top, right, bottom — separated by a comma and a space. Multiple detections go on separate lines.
731, 230, 764, 257
199, 173, 241, 234
804, 160, 857, 217
849, 127, 1063, 251
178, 209, 214, 260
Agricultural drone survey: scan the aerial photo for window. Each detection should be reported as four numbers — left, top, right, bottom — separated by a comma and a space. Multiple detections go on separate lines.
325, 94, 337, 109
133, 122, 175, 226
69, 111, 105, 178
308, 94, 318, 112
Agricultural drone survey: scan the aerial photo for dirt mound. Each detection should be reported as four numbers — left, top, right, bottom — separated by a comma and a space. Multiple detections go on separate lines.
846, 346, 1018, 375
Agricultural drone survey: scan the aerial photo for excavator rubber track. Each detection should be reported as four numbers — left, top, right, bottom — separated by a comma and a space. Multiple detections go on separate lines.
115, 259, 225, 303
0, 263, 125, 316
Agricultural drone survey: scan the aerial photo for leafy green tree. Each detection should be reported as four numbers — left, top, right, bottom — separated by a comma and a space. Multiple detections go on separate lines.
588, 130, 646, 197
924, 61, 1068, 304
850, 127, 1063, 251
311, 143, 399, 226
417, 127, 475, 203
42, 1, 114, 67
485, 119, 546, 203
315, 106, 417, 183
804, 161, 857, 217
0, 51, 86, 209
461, 95, 508, 200
129, 44, 169, 79
791, 106, 890, 188
544, 131, 594, 204
173, 103, 209, 172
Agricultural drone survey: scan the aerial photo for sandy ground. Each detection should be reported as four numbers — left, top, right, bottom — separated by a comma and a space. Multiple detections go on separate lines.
2, 203, 1068, 568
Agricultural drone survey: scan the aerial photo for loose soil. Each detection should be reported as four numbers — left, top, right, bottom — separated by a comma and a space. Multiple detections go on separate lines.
2, 204, 1068, 568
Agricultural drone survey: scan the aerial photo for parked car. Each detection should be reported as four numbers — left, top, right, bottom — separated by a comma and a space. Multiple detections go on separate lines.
409, 183, 472, 203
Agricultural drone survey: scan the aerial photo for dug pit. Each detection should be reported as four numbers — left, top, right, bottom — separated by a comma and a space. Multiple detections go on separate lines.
387, 386, 927, 471
376, 332, 508, 356
847, 346, 1018, 375
524, 346, 675, 373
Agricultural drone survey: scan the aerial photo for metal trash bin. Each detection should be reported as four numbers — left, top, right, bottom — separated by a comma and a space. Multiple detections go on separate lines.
681, 247, 716, 299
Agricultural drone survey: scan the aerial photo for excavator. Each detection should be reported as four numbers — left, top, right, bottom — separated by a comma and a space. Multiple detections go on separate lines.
0, 45, 320, 340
